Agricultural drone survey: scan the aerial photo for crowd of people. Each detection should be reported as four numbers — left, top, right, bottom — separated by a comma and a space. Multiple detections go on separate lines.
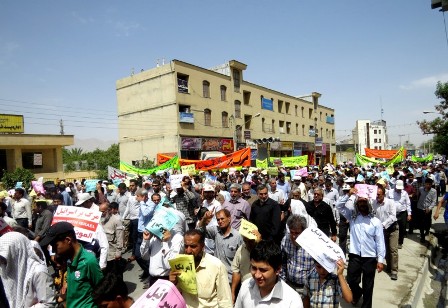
0, 159, 447, 307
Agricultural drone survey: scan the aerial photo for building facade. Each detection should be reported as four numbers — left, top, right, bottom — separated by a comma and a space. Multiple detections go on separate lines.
116, 59, 336, 166
352, 120, 388, 155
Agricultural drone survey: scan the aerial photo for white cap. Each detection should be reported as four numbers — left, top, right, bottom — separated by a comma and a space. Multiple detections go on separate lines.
203, 184, 215, 192
395, 180, 404, 190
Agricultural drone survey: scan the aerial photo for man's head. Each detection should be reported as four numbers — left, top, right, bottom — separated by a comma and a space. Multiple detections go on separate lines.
184, 229, 205, 266
40, 222, 77, 258
356, 198, 370, 216
287, 215, 307, 245
268, 179, 277, 192
129, 179, 138, 193
14, 188, 24, 200
314, 261, 330, 280
229, 183, 241, 201
118, 183, 127, 195
135, 188, 148, 203
93, 273, 133, 308
324, 180, 332, 191
291, 189, 301, 200
216, 209, 231, 231
75, 193, 94, 208
376, 185, 385, 203
313, 188, 324, 203
250, 240, 282, 293
293, 175, 301, 184
35, 200, 48, 214
242, 182, 252, 197
395, 180, 404, 193
424, 178, 433, 190
256, 185, 269, 203
203, 184, 215, 201
151, 193, 161, 205
52, 193, 64, 206
152, 180, 161, 193
99, 202, 110, 217
109, 202, 119, 215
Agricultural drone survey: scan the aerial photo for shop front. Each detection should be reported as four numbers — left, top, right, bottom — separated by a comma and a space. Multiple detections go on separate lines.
180, 137, 234, 159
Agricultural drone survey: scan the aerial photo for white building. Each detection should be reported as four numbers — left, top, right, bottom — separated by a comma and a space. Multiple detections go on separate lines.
352, 120, 388, 155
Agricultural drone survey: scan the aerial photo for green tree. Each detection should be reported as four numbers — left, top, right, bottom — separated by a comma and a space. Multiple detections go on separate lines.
418, 81, 448, 154
1, 168, 35, 190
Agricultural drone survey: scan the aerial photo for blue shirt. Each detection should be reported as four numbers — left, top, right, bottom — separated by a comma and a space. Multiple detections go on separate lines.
138, 200, 157, 232
336, 195, 386, 263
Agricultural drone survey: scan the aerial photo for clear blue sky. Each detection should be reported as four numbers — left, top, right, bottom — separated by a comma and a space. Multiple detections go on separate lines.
1, 1, 447, 148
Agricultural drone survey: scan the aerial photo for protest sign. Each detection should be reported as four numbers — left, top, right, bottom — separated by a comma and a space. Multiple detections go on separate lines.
239, 219, 258, 240
32, 180, 45, 194
354, 184, 378, 199
168, 254, 198, 294
181, 164, 196, 175
131, 279, 186, 308
108, 166, 136, 182
84, 179, 99, 193
296, 167, 309, 177
169, 174, 184, 190
52, 206, 101, 242
0, 218, 13, 236
145, 206, 179, 239
296, 227, 346, 273
267, 167, 279, 176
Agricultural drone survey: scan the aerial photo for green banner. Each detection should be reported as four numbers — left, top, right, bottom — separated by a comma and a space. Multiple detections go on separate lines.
120, 156, 179, 175
270, 155, 308, 167
411, 154, 433, 162
355, 147, 405, 167
256, 159, 268, 169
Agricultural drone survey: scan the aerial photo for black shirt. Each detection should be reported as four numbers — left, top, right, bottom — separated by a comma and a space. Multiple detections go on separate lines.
250, 198, 281, 242
306, 200, 337, 236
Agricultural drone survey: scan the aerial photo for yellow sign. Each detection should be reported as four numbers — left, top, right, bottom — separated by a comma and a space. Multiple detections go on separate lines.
169, 254, 198, 294
0, 114, 24, 133
181, 164, 196, 175
239, 219, 258, 240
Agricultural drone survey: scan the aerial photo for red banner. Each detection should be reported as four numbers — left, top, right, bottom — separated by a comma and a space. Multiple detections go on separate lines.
157, 148, 251, 171
364, 148, 407, 159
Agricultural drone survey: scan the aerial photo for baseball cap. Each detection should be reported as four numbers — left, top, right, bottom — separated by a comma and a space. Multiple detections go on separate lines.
75, 193, 94, 206
39, 221, 75, 247
395, 180, 404, 190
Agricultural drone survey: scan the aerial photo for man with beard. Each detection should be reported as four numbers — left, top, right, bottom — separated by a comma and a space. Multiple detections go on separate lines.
250, 185, 281, 243
223, 183, 251, 230
336, 189, 385, 308
40, 222, 104, 308
241, 182, 258, 206
169, 229, 232, 308
99, 202, 124, 276
198, 208, 242, 284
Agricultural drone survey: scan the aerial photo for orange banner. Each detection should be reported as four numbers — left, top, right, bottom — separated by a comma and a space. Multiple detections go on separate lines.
364, 148, 406, 159
157, 148, 251, 171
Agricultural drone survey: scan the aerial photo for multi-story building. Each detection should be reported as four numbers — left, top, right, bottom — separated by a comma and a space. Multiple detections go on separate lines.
116, 59, 336, 165
352, 120, 388, 155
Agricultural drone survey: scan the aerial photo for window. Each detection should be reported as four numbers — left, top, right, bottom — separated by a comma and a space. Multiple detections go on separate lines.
285, 102, 290, 114
204, 109, 211, 126
375, 146, 378, 150
302, 124, 305, 136
286, 122, 291, 134
379, 138, 382, 143
220, 85, 227, 101
233, 69, 240, 92
279, 121, 285, 134
309, 125, 315, 136
374, 129, 377, 134
203, 81, 210, 98
320, 111, 322, 122
379, 146, 382, 150
272, 119, 275, 133
177, 74, 189, 93
22, 152, 42, 169
332, 129, 334, 138
222, 112, 228, 128
262, 118, 265, 132
295, 105, 298, 116
296, 123, 299, 135
302, 106, 305, 118
374, 138, 378, 143
236, 125, 242, 142
278, 100, 283, 113
309, 108, 313, 119
234, 100, 241, 118
243, 91, 251, 105
244, 115, 253, 129
379, 130, 382, 134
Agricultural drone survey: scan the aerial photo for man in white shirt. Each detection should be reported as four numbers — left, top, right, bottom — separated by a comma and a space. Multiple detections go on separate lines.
268, 178, 286, 204
372, 185, 398, 280
235, 240, 303, 308
386, 180, 411, 249
11, 188, 32, 229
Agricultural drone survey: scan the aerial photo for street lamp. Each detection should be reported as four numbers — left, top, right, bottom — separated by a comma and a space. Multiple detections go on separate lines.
233, 112, 261, 151
423, 110, 437, 114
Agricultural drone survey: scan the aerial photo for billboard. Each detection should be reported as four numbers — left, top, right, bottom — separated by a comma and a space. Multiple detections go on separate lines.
261, 97, 273, 111
0, 114, 24, 133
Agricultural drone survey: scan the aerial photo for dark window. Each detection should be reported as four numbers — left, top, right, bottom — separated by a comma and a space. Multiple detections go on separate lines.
22, 152, 42, 169
233, 69, 240, 92
203, 81, 210, 98
235, 100, 241, 118
222, 112, 228, 128
220, 85, 226, 101
204, 109, 211, 126
177, 74, 189, 93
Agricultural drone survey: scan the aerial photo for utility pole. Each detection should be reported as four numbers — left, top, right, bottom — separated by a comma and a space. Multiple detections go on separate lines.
59, 119, 65, 135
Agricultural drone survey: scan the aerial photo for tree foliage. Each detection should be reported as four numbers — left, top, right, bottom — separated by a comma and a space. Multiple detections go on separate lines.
417, 81, 448, 154
1, 168, 35, 190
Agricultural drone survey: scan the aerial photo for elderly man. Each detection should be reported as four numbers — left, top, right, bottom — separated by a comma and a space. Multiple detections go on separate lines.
268, 178, 286, 204
386, 179, 411, 249
241, 182, 258, 206
416, 178, 437, 243
169, 229, 232, 308
306, 188, 337, 240
198, 208, 242, 284
337, 190, 386, 308
280, 215, 314, 298
222, 183, 251, 230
